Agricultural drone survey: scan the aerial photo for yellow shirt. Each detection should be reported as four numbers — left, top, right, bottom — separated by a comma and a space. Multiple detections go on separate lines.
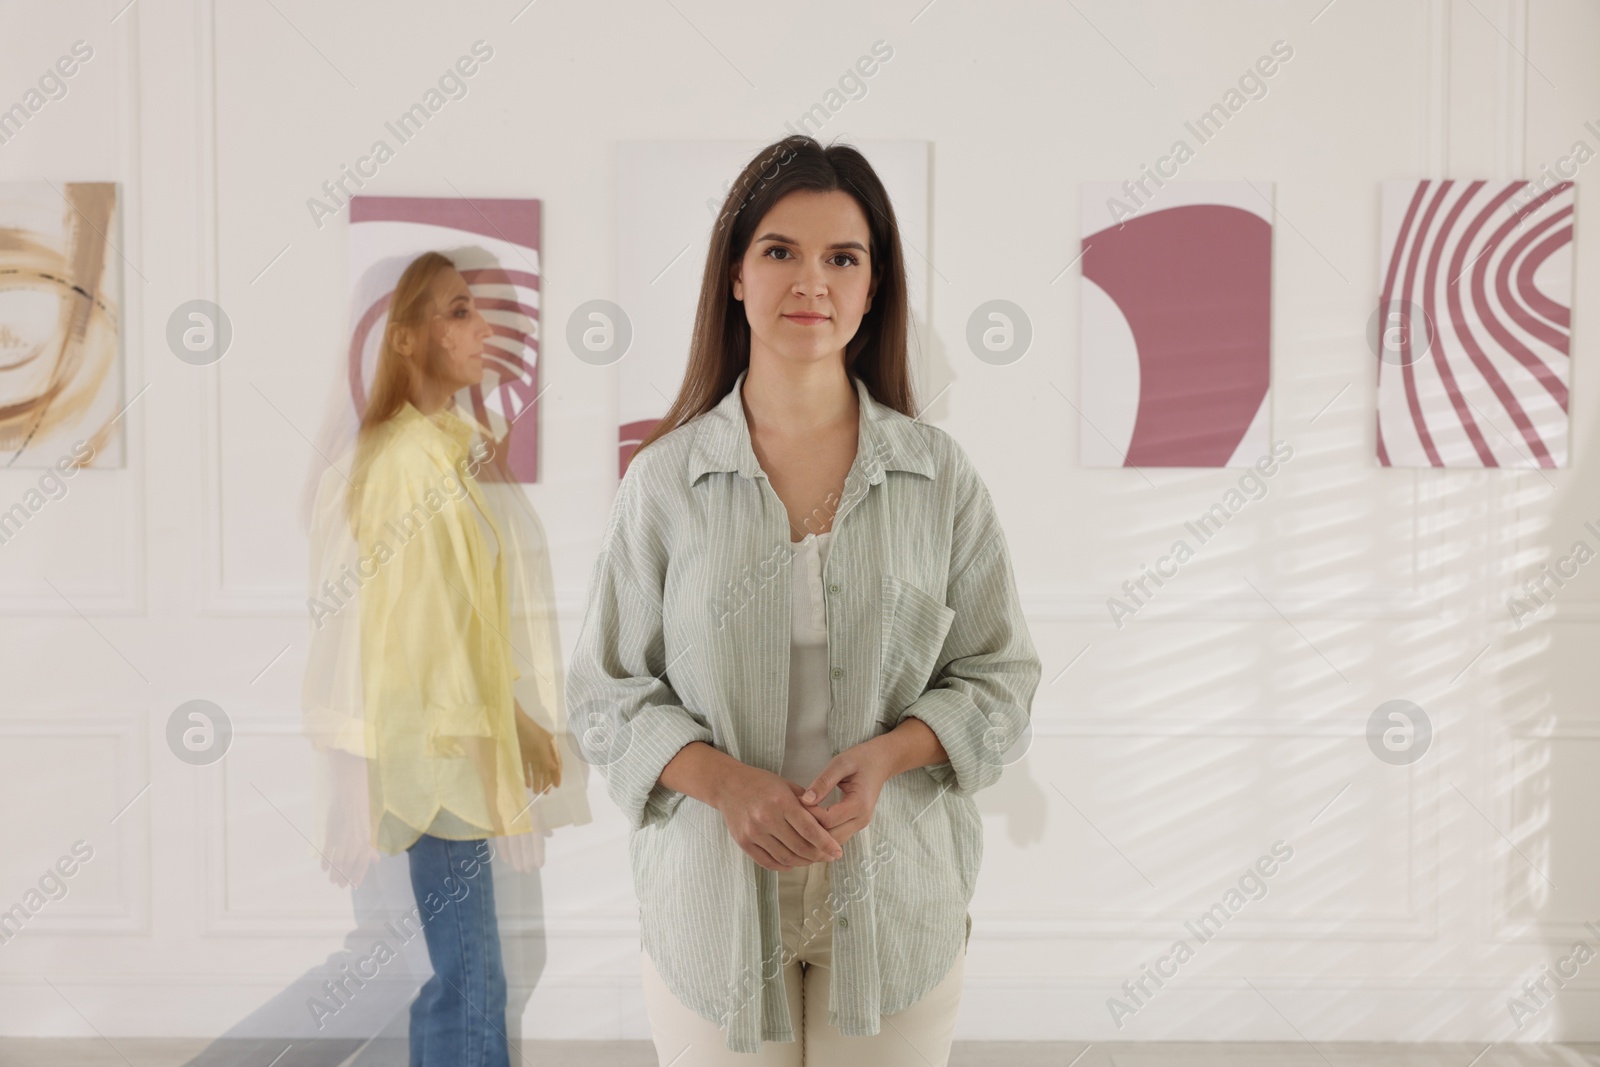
300, 400, 590, 854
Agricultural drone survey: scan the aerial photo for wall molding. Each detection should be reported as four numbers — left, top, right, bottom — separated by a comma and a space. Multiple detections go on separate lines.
0, 712, 150, 936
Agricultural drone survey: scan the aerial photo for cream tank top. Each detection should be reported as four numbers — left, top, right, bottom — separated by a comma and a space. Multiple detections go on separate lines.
780, 529, 834, 790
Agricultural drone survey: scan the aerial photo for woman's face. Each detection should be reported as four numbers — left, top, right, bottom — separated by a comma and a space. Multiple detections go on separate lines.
420, 267, 493, 389
730, 189, 878, 370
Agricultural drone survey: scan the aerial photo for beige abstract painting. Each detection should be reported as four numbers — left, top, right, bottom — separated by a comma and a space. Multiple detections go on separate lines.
0, 181, 124, 468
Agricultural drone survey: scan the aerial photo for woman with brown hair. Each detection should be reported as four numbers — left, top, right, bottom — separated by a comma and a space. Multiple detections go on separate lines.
568, 136, 1041, 1063
318, 250, 572, 1065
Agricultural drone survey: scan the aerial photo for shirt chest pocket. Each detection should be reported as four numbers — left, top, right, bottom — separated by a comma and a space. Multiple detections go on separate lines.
877, 573, 957, 723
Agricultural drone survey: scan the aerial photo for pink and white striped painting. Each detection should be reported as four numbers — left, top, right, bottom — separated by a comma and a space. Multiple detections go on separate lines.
1376, 180, 1574, 468
347, 195, 543, 481
1080, 182, 1273, 468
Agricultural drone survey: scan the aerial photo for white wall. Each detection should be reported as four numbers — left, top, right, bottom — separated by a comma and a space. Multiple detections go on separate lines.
2, 0, 1599, 1043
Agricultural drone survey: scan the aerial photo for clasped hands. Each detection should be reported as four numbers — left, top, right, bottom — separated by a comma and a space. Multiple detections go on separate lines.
716, 735, 898, 873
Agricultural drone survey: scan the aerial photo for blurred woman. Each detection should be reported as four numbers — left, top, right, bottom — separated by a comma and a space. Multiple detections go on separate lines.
339, 250, 567, 1066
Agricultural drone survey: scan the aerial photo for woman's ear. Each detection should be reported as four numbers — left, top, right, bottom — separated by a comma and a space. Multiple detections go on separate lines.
729, 263, 743, 303
390, 323, 414, 358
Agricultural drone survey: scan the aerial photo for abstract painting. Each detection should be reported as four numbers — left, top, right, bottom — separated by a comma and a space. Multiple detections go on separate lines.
1376, 179, 1574, 468
347, 195, 543, 481
0, 181, 124, 468
1080, 181, 1273, 468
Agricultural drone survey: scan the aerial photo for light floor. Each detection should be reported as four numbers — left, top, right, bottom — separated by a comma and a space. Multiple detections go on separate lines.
0, 1041, 1594, 1066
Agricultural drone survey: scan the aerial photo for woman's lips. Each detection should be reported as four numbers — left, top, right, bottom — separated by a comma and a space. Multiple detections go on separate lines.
784, 313, 828, 325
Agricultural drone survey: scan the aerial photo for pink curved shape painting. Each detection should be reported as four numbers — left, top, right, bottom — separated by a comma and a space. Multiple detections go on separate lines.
1376, 179, 1574, 468
1080, 183, 1273, 468
348, 195, 544, 481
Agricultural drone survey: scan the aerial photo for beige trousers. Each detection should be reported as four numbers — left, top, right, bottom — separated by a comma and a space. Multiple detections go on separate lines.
640, 858, 967, 1065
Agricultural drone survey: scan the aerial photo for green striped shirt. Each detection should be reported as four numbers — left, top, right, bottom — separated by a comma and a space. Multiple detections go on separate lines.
566, 367, 1041, 1053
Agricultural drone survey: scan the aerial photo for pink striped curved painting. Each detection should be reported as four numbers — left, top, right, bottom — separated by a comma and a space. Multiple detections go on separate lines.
1080, 182, 1273, 468
348, 195, 543, 481
1376, 179, 1574, 468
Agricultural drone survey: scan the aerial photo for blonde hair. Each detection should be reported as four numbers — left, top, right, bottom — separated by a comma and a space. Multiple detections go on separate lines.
347, 250, 461, 532
361, 250, 459, 433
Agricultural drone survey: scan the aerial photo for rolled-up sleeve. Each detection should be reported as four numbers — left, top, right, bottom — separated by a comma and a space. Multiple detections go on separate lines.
567, 461, 713, 831
302, 464, 373, 757
897, 466, 1040, 797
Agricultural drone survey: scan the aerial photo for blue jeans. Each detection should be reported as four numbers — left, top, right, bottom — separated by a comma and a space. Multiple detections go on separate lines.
406, 833, 508, 1067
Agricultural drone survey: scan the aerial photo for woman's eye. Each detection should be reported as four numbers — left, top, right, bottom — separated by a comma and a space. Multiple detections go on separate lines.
762, 247, 859, 267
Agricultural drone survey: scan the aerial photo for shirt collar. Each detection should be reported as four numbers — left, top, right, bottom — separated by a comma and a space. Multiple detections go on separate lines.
395, 399, 478, 460
686, 367, 936, 486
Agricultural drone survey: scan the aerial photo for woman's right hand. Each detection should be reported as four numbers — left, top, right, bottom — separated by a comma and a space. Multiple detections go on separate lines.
322, 750, 379, 889
714, 764, 844, 871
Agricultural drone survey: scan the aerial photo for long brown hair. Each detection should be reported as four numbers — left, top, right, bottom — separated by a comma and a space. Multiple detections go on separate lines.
361, 250, 459, 433
347, 251, 467, 532
633, 135, 917, 459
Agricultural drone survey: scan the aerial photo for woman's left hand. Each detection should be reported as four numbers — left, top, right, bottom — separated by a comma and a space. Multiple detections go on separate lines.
798, 737, 897, 849
514, 701, 563, 797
